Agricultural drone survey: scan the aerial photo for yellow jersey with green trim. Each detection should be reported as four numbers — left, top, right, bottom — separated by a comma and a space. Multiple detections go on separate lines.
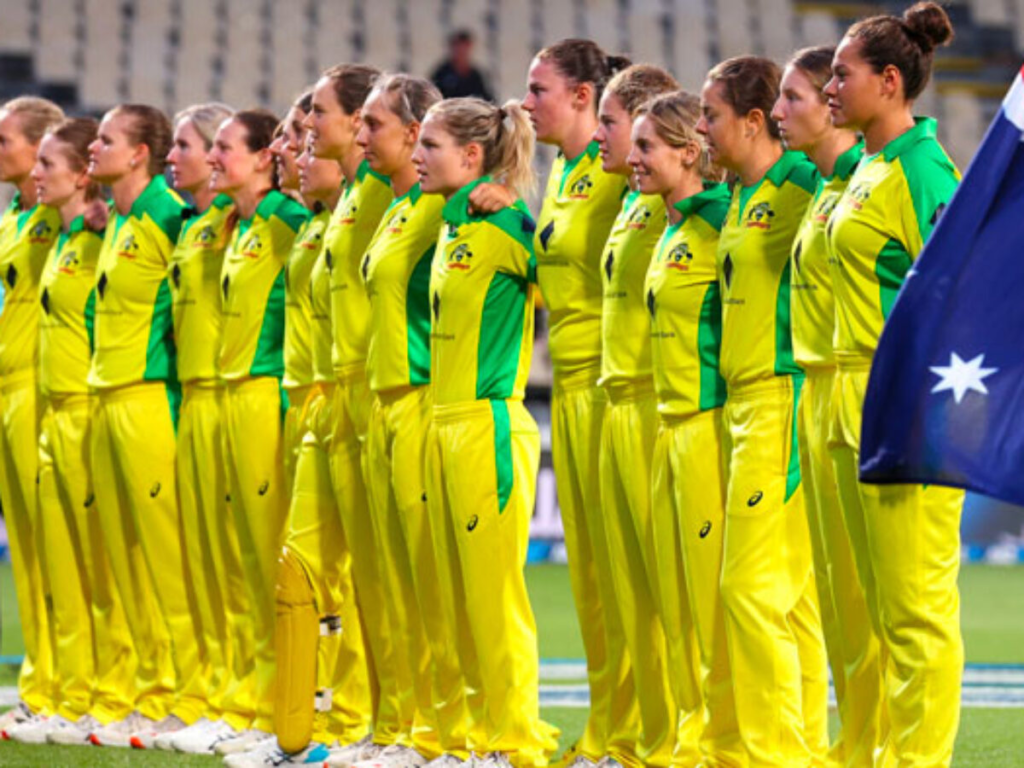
310, 214, 334, 383
88, 175, 187, 389
39, 215, 102, 396
430, 177, 537, 406
0, 194, 60, 378
219, 190, 310, 381
791, 142, 862, 368
284, 207, 329, 389
600, 190, 667, 386
169, 194, 235, 384
827, 118, 959, 356
645, 184, 731, 418
717, 151, 816, 388
325, 161, 394, 374
535, 140, 628, 376
362, 183, 443, 393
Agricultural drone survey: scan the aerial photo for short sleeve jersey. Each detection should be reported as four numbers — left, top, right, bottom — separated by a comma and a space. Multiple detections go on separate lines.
361, 183, 443, 393
717, 151, 816, 388
169, 194, 235, 384
325, 161, 394, 374
39, 216, 102, 396
0, 195, 60, 378
534, 140, 628, 376
430, 177, 537, 406
600, 190, 667, 386
89, 175, 187, 389
645, 184, 730, 419
791, 142, 862, 368
283, 207, 329, 389
827, 118, 959, 356
219, 190, 310, 381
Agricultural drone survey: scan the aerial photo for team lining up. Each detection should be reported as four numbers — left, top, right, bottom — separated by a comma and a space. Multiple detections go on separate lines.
0, 2, 970, 767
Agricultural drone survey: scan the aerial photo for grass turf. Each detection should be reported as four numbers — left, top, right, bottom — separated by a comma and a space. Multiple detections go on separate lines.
0, 561, 1022, 765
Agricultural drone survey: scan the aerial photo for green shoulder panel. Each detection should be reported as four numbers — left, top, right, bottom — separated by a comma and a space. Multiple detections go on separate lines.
694, 195, 730, 234
406, 246, 434, 386
477, 270, 529, 400
786, 156, 819, 195
482, 205, 537, 256
143, 278, 178, 382
271, 194, 312, 234
897, 143, 959, 245
145, 186, 188, 245
251, 267, 287, 378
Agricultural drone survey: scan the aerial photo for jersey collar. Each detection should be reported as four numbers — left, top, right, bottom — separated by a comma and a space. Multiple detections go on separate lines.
5, 192, 22, 214
764, 150, 809, 188
391, 181, 423, 209
128, 174, 171, 219
251, 188, 295, 224
356, 159, 389, 186
879, 117, 937, 163
558, 140, 601, 195
442, 175, 493, 226
65, 213, 87, 236
211, 193, 234, 210
671, 182, 730, 228
827, 141, 864, 182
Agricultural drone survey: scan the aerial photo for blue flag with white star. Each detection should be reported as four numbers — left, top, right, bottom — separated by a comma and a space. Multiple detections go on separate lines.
860, 66, 1024, 506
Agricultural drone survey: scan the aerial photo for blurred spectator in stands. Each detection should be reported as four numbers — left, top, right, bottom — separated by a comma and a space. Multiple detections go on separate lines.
431, 29, 493, 101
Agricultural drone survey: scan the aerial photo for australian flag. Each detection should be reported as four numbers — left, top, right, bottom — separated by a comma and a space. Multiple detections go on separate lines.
860, 66, 1024, 507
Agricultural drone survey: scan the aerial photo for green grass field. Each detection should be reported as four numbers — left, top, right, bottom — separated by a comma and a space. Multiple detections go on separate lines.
1, 562, 1022, 766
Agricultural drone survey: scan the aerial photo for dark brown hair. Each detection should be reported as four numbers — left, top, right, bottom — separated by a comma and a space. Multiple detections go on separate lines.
788, 45, 836, 101
605, 64, 679, 116
706, 56, 782, 140
322, 64, 382, 115
232, 109, 281, 189
537, 38, 631, 111
47, 117, 101, 200
847, 1, 954, 100
109, 104, 174, 176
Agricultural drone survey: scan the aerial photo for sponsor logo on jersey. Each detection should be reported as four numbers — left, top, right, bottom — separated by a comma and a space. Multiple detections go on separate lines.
117, 233, 141, 259
568, 174, 593, 200
58, 251, 79, 274
432, 291, 441, 321
745, 202, 775, 230
446, 243, 473, 271
28, 220, 55, 244
5, 264, 17, 288
665, 242, 693, 271
814, 192, 839, 223
626, 203, 652, 230
604, 250, 615, 280
847, 182, 872, 211
722, 253, 734, 289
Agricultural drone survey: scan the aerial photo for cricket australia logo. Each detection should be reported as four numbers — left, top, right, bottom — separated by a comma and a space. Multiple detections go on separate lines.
339, 200, 358, 224
446, 243, 473, 271
626, 203, 652, 230
117, 233, 141, 259
568, 174, 593, 200
242, 233, 264, 259
385, 210, 408, 234
193, 225, 218, 248
745, 202, 775, 230
814, 193, 840, 223
847, 182, 872, 211
301, 229, 323, 250
29, 220, 54, 244
665, 242, 693, 271
58, 251, 79, 274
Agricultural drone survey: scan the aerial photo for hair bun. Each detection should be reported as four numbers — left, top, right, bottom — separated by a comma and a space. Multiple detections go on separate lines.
605, 54, 632, 76
902, 1, 954, 52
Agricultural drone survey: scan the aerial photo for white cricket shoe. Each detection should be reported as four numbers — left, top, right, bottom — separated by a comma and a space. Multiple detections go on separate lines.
476, 754, 514, 768
563, 758, 602, 768
324, 736, 385, 766
0, 702, 33, 739
352, 743, 428, 768
130, 713, 187, 749
225, 739, 331, 766
599, 760, 623, 768
89, 712, 154, 748
9, 714, 66, 744
175, 718, 239, 753
46, 714, 103, 746
154, 716, 214, 750
423, 755, 468, 767
215, 728, 274, 756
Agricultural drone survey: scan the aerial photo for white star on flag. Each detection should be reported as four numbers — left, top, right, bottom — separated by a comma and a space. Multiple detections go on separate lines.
929, 352, 998, 404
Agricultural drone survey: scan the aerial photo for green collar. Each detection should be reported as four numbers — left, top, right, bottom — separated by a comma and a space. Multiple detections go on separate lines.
65, 214, 87, 236
763, 150, 808, 188
558, 140, 601, 195
356, 159, 389, 186
248, 188, 291, 225
671, 182, 730, 227
879, 117, 937, 163
211, 193, 233, 211
392, 181, 423, 208
828, 141, 863, 182
128, 174, 170, 219
6, 192, 22, 214
442, 175, 491, 225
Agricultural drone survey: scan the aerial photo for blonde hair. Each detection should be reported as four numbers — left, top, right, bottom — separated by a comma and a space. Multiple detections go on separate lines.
427, 97, 535, 199
636, 90, 721, 183
605, 64, 679, 116
174, 102, 235, 149
2, 97, 65, 144
369, 73, 441, 125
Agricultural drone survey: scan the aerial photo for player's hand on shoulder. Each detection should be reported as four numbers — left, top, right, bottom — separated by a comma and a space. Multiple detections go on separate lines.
84, 199, 111, 233
469, 183, 515, 215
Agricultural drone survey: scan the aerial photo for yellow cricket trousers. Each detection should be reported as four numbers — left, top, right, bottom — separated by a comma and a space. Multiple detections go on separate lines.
426, 399, 559, 767
92, 381, 204, 724
0, 370, 54, 714
651, 408, 744, 768
598, 380, 678, 768
719, 376, 822, 768
177, 381, 254, 729
279, 383, 372, 746
37, 393, 133, 723
798, 367, 887, 768
365, 384, 468, 759
223, 376, 290, 733
330, 366, 404, 747
284, 384, 314, 491
830, 359, 964, 768
551, 367, 637, 765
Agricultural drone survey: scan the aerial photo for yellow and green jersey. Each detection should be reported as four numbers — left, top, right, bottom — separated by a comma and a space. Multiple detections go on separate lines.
88, 175, 188, 389
717, 151, 816, 388
38, 215, 102, 396
600, 189, 667, 386
362, 183, 443, 393
535, 140, 628, 376
827, 118, 959, 356
170, 194, 235, 384
645, 184, 731, 418
430, 176, 537, 406
325, 161, 394, 375
219, 189, 310, 381
0, 194, 61, 378
310, 216, 334, 384
283, 207, 329, 389
791, 142, 862, 369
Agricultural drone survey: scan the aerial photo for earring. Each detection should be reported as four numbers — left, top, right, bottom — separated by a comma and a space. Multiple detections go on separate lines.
130, 159, 136, 169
